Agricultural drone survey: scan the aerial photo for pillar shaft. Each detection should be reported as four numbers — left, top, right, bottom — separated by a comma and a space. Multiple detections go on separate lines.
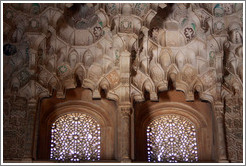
23, 100, 37, 161
118, 106, 132, 162
214, 104, 228, 162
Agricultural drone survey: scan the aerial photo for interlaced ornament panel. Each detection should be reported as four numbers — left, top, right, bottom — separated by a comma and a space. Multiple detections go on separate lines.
50, 113, 101, 162
147, 114, 198, 162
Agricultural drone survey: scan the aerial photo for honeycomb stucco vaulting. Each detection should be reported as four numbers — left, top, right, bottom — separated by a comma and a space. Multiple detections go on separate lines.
3, 3, 243, 162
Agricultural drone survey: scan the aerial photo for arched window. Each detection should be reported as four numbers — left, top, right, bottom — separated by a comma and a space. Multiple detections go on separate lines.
146, 114, 198, 163
50, 113, 101, 162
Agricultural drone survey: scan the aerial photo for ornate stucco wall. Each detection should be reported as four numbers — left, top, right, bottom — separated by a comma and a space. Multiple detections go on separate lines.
3, 3, 243, 163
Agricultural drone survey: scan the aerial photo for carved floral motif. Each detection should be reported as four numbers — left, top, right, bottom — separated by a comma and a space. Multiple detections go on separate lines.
184, 27, 195, 41
106, 70, 120, 88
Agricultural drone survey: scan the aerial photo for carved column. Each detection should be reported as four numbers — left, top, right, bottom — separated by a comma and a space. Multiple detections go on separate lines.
22, 80, 38, 161
214, 104, 228, 162
33, 102, 41, 160
118, 106, 132, 162
117, 50, 133, 162
22, 98, 37, 161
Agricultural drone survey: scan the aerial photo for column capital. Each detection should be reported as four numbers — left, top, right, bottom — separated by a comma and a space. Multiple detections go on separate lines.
27, 98, 37, 109
214, 104, 224, 120
119, 106, 132, 118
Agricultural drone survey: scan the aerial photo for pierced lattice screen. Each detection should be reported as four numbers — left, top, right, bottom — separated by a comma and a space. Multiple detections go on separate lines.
50, 113, 101, 162
147, 114, 198, 162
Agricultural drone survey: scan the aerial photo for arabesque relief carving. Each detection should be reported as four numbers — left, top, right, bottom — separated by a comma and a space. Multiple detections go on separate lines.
3, 3, 243, 163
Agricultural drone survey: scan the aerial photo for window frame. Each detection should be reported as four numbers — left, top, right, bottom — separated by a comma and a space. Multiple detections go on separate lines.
146, 114, 199, 162
135, 102, 212, 162
38, 101, 115, 161
50, 112, 101, 162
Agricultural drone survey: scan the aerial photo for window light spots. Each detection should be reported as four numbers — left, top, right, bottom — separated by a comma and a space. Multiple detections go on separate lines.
50, 113, 100, 162
147, 114, 198, 162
